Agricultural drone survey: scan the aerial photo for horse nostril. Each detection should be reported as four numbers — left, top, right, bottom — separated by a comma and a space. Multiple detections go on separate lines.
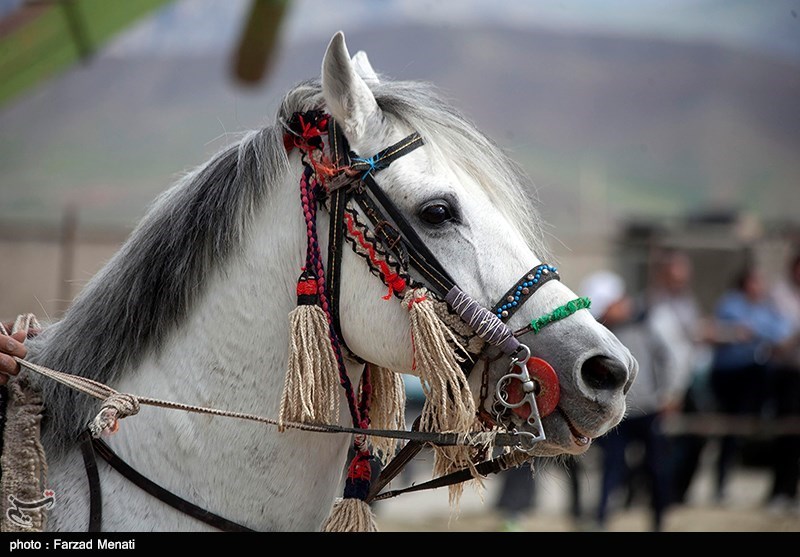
580, 355, 628, 392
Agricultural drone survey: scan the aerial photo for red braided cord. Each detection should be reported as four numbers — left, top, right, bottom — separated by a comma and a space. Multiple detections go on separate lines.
343, 212, 406, 300
299, 168, 363, 425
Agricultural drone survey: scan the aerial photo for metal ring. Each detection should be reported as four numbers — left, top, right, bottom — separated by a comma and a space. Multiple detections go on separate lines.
511, 344, 531, 365
515, 431, 538, 453
496, 374, 532, 409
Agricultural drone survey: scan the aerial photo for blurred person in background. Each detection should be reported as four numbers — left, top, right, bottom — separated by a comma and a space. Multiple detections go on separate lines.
645, 250, 716, 504
582, 270, 681, 531
708, 263, 792, 503
765, 248, 800, 512
647, 250, 708, 402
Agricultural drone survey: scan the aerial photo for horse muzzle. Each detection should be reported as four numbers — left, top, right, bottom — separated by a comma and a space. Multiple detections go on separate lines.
490, 312, 638, 455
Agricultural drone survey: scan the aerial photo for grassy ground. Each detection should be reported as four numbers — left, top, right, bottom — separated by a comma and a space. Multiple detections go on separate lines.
0, 0, 171, 107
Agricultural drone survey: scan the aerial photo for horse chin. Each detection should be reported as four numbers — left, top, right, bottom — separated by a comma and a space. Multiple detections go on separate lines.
517, 422, 590, 457
532, 415, 595, 456
513, 404, 625, 457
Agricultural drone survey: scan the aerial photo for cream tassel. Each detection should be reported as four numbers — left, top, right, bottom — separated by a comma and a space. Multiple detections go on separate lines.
404, 288, 480, 505
322, 498, 378, 532
279, 277, 340, 429
322, 448, 378, 532
368, 366, 406, 463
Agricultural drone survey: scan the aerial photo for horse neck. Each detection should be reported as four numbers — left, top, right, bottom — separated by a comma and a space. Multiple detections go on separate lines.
50, 157, 363, 531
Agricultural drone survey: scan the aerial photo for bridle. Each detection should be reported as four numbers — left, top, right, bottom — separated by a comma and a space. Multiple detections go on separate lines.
63, 109, 592, 531
281, 110, 589, 500
305, 111, 573, 433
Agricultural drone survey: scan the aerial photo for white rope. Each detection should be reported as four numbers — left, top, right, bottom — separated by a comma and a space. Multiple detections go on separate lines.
3, 313, 507, 448
13, 356, 327, 437
11, 356, 502, 447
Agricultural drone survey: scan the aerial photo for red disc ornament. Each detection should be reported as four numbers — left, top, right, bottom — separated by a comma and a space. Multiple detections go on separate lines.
504, 357, 561, 420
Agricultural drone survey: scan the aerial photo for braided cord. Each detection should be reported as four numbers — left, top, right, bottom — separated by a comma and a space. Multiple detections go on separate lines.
529, 297, 592, 334
298, 156, 366, 427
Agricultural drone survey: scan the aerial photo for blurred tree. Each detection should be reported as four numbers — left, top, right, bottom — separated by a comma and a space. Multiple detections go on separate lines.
0, 0, 289, 108
232, 0, 288, 85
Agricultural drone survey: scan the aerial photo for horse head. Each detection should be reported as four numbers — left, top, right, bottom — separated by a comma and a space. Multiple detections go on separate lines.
318, 32, 637, 457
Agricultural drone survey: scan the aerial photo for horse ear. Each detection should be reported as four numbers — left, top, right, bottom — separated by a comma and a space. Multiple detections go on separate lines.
322, 32, 381, 139
351, 51, 380, 84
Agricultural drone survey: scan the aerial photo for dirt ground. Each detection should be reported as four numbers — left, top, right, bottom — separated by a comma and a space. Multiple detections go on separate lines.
373, 448, 800, 532
377, 502, 799, 532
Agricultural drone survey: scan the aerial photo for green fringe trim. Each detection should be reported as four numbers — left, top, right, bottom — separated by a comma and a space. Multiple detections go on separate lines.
529, 297, 592, 334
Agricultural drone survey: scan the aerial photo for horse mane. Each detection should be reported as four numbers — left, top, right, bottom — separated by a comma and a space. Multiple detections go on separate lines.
28, 78, 548, 454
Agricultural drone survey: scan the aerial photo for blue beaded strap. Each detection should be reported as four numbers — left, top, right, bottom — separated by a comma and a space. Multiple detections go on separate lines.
491, 264, 559, 322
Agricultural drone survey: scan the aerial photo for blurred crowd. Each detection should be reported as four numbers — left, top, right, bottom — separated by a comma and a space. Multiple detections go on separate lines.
496, 247, 800, 531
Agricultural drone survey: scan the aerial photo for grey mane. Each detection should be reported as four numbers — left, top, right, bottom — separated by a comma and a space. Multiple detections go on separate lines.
27, 78, 548, 455
28, 125, 289, 454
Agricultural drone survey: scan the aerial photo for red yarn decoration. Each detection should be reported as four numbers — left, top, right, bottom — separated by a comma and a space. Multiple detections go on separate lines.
296, 278, 318, 296
344, 212, 407, 300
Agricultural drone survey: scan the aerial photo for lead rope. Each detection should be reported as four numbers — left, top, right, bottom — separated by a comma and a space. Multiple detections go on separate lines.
9, 352, 520, 447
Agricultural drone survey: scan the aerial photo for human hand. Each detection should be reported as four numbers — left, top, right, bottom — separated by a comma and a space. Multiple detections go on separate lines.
0, 330, 27, 385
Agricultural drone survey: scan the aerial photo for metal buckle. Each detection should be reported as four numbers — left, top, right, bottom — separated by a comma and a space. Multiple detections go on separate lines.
373, 220, 403, 252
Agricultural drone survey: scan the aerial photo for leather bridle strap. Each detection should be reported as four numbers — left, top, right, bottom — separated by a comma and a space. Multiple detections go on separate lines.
358, 173, 454, 297
78, 431, 102, 532
350, 188, 452, 299
86, 434, 255, 532
370, 450, 528, 502
325, 122, 456, 366
325, 118, 352, 355
79, 417, 533, 532
365, 416, 423, 503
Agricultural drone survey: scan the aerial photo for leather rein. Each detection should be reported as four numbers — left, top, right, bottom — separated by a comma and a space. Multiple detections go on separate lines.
76, 110, 584, 531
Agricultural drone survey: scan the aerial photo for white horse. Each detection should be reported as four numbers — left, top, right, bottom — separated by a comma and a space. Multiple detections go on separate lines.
11, 32, 636, 531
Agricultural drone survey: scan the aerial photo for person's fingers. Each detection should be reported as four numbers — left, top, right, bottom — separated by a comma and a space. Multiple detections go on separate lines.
0, 333, 26, 379
3, 333, 28, 359
0, 353, 19, 376
11, 330, 27, 342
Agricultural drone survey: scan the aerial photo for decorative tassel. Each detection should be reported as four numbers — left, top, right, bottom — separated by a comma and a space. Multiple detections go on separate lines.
322, 449, 378, 532
403, 288, 481, 505
322, 498, 378, 532
367, 366, 406, 463
279, 274, 340, 429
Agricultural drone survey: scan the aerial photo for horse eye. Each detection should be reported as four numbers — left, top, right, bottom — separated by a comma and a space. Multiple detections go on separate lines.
419, 201, 453, 226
